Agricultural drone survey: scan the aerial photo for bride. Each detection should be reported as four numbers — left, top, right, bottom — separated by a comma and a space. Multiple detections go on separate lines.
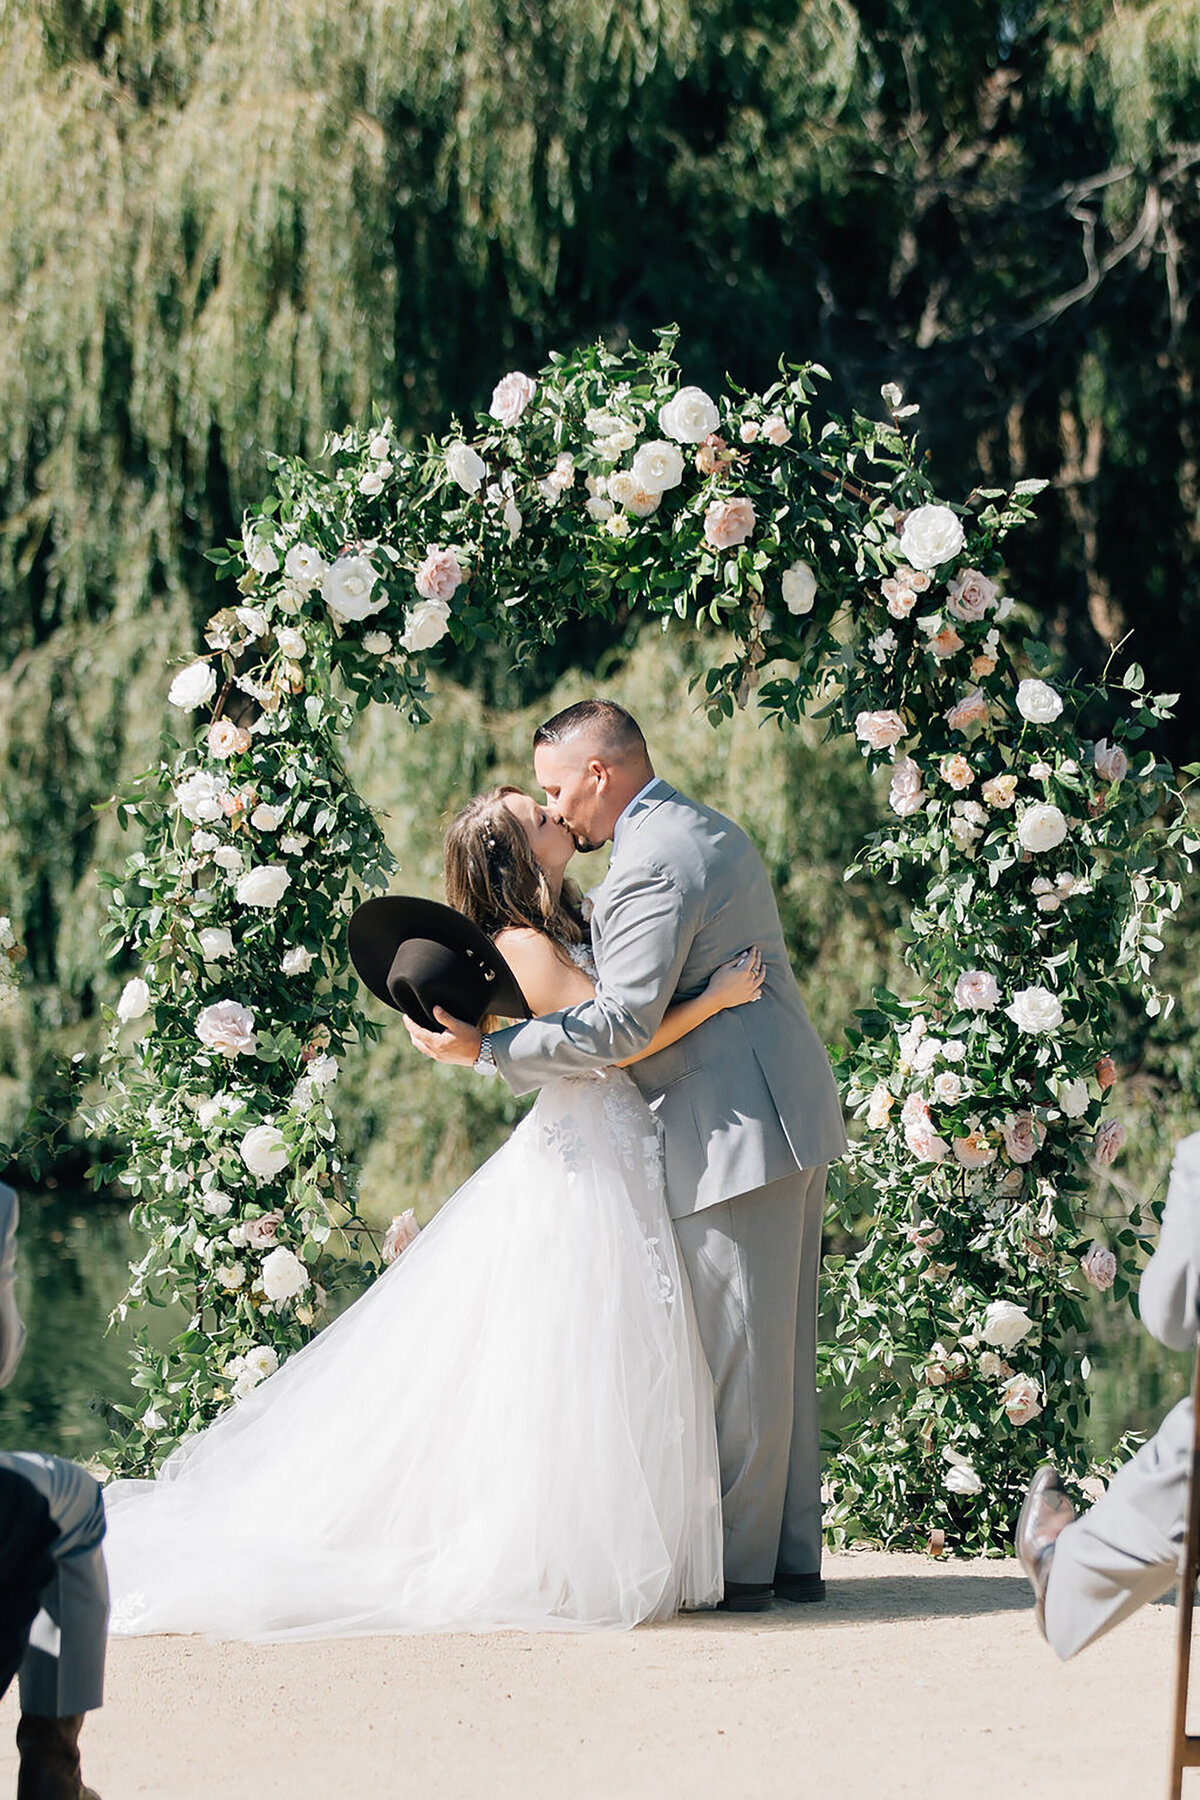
103, 785, 764, 1640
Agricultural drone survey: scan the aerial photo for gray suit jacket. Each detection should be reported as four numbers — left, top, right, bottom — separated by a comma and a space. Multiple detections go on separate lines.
1139, 1131, 1200, 1349
491, 780, 847, 1219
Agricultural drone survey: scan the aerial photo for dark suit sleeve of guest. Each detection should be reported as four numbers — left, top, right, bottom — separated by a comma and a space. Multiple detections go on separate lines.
1138, 1132, 1200, 1351
489, 862, 694, 1097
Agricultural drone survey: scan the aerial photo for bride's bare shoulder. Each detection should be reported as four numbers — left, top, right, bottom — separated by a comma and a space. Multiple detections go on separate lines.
493, 927, 593, 1016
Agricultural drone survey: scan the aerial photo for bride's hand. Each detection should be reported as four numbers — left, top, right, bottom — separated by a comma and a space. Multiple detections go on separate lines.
705, 947, 765, 1012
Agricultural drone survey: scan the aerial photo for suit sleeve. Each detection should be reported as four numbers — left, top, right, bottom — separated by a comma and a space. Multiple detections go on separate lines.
489, 860, 695, 1097
1138, 1133, 1200, 1350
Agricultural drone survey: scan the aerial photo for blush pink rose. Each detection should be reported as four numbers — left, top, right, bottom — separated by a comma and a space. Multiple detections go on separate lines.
928, 626, 965, 660
243, 1210, 284, 1249
207, 719, 252, 759
1093, 1119, 1127, 1166
1095, 1056, 1117, 1090
694, 434, 728, 475
971, 652, 998, 679
904, 1221, 944, 1250
981, 773, 1018, 809
945, 569, 998, 623
703, 496, 756, 550
1081, 1242, 1117, 1290
761, 414, 791, 446
954, 969, 1000, 1011
905, 1119, 951, 1163
882, 578, 918, 619
414, 546, 464, 603
889, 757, 925, 817
953, 1130, 996, 1169
901, 1093, 932, 1128
381, 1209, 421, 1264
855, 709, 907, 751
1001, 1372, 1043, 1426
945, 690, 988, 733
1001, 1112, 1044, 1165
489, 371, 537, 425
1094, 738, 1129, 783
940, 753, 974, 791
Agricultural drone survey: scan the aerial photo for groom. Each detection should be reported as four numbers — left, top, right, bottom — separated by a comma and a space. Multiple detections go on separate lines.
405, 700, 847, 1609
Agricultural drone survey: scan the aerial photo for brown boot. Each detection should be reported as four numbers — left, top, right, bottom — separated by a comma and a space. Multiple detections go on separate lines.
16, 1713, 101, 1800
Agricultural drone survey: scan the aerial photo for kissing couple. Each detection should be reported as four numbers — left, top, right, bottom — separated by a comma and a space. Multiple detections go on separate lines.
104, 700, 847, 1637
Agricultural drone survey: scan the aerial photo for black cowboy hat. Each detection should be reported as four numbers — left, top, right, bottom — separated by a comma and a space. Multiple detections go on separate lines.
347, 896, 531, 1033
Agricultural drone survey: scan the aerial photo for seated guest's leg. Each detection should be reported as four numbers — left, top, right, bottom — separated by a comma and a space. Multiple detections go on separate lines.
1043, 1396, 1192, 1660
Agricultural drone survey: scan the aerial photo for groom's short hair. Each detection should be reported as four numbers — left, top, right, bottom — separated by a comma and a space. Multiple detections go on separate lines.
533, 700, 649, 764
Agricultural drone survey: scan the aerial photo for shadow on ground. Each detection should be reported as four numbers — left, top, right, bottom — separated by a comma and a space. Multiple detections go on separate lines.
681, 1573, 1035, 1630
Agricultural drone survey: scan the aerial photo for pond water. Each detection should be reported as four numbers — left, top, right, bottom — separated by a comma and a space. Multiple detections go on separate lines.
0, 1191, 1192, 1468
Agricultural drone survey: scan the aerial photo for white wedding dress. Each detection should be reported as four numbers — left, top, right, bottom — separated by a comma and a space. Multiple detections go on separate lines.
103, 1067, 722, 1640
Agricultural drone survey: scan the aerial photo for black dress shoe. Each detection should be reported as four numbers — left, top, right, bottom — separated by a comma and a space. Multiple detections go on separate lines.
717, 1581, 774, 1613
1015, 1465, 1076, 1636
774, 1570, 826, 1603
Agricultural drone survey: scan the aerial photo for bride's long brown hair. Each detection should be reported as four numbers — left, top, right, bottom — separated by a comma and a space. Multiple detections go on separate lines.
444, 786, 586, 949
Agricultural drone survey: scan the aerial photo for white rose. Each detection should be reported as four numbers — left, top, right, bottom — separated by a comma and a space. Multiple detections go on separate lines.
781, 561, 818, 615
897, 504, 965, 570
401, 598, 451, 653
362, 631, 391, 654
281, 945, 315, 976
260, 1244, 309, 1302
250, 804, 283, 832
236, 865, 291, 908
1016, 678, 1064, 725
212, 846, 244, 872
944, 1460, 983, 1497
195, 999, 257, 1057
242, 524, 280, 574
174, 769, 227, 824
282, 544, 327, 591
239, 1123, 290, 1180
981, 1300, 1035, 1349
306, 1053, 338, 1091
368, 433, 391, 460
489, 372, 537, 425
244, 1345, 280, 1381
1005, 985, 1064, 1034
1016, 803, 1068, 853
630, 439, 685, 493
275, 627, 306, 659
216, 1262, 246, 1290
586, 496, 614, 522
116, 977, 151, 1022
167, 660, 217, 711
198, 928, 235, 962
1057, 1077, 1091, 1119
141, 1407, 167, 1431
953, 969, 1000, 1012
358, 465, 390, 496
201, 1191, 234, 1219
445, 441, 487, 494
855, 709, 907, 751
657, 386, 720, 443
322, 555, 386, 624
279, 835, 308, 856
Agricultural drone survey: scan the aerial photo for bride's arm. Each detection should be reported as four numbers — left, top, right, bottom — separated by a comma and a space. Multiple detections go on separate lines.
493, 930, 764, 1063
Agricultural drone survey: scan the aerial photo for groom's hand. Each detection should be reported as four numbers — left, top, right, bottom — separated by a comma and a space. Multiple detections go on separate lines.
403, 1009, 483, 1067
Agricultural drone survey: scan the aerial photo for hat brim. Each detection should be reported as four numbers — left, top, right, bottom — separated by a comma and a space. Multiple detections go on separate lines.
347, 896, 531, 1029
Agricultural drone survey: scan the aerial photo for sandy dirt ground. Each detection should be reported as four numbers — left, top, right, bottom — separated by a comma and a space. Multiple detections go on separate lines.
0, 1549, 1183, 1799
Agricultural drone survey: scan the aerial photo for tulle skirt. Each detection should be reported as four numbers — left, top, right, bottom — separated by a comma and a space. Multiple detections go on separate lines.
104, 1070, 722, 1640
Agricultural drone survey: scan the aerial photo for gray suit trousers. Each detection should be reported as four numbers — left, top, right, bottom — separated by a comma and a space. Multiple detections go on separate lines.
0, 1453, 108, 1716
674, 1165, 826, 1586
1043, 1396, 1191, 1661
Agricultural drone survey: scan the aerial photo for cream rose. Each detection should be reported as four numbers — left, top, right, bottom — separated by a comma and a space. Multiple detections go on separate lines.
260, 1244, 309, 1302
703, 496, 756, 549
953, 1130, 995, 1169
445, 441, 487, 494
401, 598, 452, 653
414, 546, 464, 604
281, 945, 315, 976
928, 626, 965, 660
198, 927, 235, 962
275, 627, 307, 660
1005, 986, 1064, 1034
939, 753, 974, 791
117, 977, 151, 1022
250, 804, 283, 832
207, 719, 252, 759
489, 372, 536, 425
322, 555, 386, 624
888, 757, 925, 817
239, 1123, 290, 1180
981, 773, 1017, 809
855, 709, 906, 751
168, 660, 217, 712
658, 386, 720, 443
897, 504, 965, 570
382, 1209, 421, 1264
236, 865, 291, 908
196, 999, 257, 1057
945, 568, 997, 622
781, 562, 817, 615
630, 439, 685, 493
1016, 802, 1068, 853
1015, 678, 1064, 725
1057, 1077, 1091, 1119
981, 1300, 1035, 1349
866, 1084, 894, 1129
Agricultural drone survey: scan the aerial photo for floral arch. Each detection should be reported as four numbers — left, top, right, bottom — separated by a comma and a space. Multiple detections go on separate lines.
97, 328, 1188, 1552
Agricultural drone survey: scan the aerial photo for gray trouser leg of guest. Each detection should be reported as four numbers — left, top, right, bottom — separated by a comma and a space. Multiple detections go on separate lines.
674, 1165, 827, 1586
0, 1453, 109, 1716
1043, 1395, 1191, 1662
